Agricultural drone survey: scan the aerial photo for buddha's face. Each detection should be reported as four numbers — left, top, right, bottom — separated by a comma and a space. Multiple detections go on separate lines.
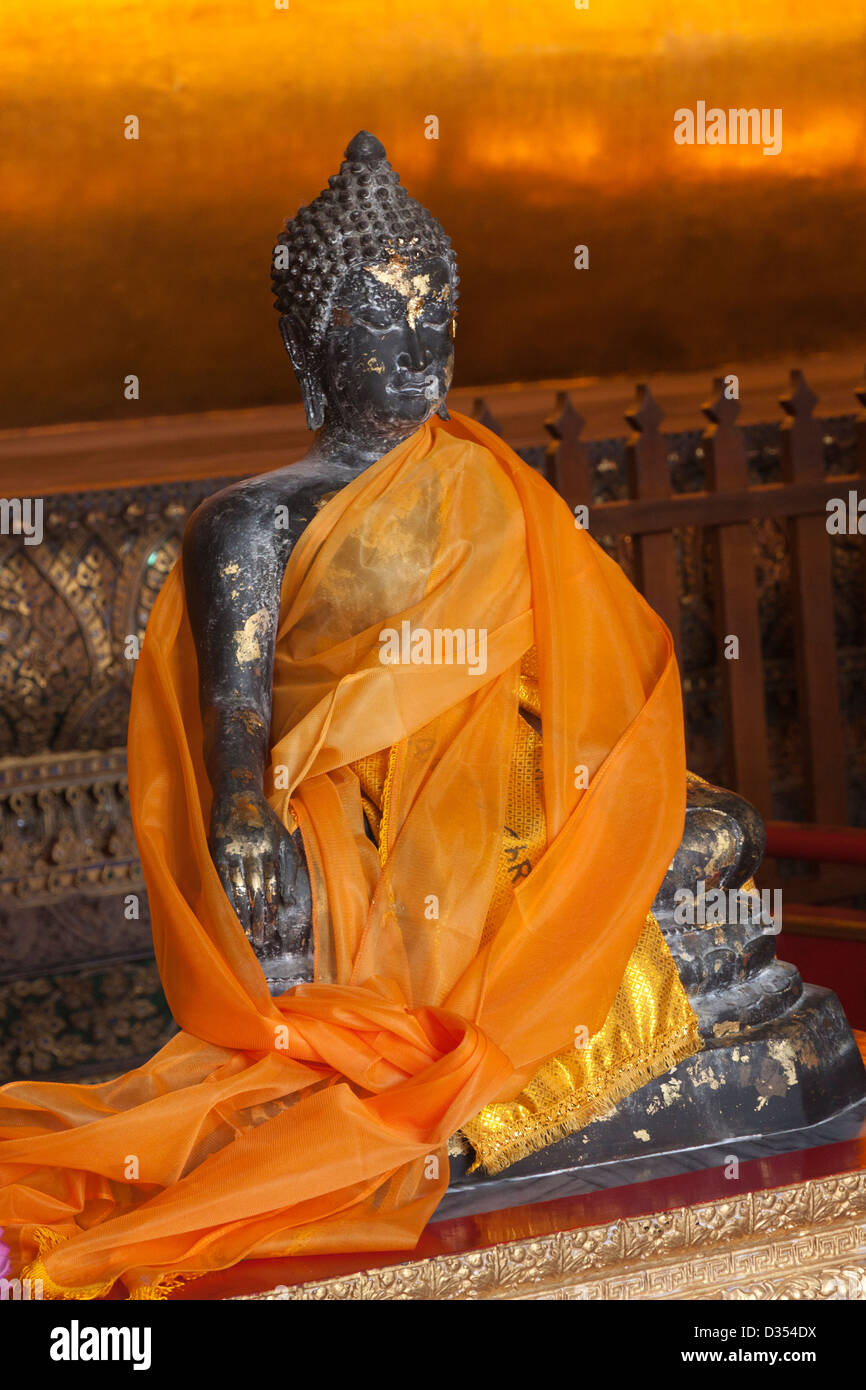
320, 253, 455, 440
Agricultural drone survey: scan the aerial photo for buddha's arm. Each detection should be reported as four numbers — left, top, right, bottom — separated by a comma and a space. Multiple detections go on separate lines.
182, 487, 310, 952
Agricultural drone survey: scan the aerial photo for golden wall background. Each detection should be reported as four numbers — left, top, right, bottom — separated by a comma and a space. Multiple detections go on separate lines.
2, 0, 865, 428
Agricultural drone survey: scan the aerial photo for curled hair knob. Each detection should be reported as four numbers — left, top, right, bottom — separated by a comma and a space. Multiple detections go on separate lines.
344, 131, 387, 165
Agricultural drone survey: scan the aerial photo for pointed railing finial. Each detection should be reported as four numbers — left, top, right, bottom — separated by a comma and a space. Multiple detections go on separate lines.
779, 368, 822, 482
780, 367, 818, 421
545, 390, 589, 505
702, 375, 748, 491
702, 375, 741, 431
625, 382, 664, 438
545, 389, 585, 447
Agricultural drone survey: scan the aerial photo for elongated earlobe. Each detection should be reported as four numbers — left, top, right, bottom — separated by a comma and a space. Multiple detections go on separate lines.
279, 314, 325, 431
436, 399, 450, 421
300, 376, 326, 432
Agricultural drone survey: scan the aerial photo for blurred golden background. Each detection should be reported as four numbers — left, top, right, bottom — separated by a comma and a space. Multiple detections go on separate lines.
2, 0, 865, 427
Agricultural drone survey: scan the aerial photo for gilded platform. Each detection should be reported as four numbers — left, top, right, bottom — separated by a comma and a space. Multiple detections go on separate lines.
157, 1096, 866, 1302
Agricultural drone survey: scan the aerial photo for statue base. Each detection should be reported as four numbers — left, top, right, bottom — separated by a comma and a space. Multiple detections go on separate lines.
439, 984, 866, 1222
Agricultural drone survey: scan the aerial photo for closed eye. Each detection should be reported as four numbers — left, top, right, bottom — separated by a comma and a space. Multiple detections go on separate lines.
356, 310, 397, 331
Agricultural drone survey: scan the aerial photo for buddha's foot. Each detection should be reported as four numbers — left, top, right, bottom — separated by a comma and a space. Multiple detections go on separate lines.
653, 776, 765, 915
652, 778, 793, 1037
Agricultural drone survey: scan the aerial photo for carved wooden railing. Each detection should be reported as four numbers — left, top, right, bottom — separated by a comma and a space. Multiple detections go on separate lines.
472, 369, 866, 866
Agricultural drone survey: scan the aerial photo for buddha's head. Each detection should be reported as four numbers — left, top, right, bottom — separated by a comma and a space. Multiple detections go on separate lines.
272, 132, 458, 444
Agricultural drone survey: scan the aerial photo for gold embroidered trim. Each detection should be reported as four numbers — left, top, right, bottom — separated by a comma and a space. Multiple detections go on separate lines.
463, 913, 702, 1175
377, 742, 402, 866
518, 643, 541, 716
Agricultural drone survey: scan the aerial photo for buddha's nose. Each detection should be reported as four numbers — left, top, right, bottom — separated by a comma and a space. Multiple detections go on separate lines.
396, 332, 431, 373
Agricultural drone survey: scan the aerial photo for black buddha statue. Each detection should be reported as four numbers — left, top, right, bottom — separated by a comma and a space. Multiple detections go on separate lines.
183, 132, 459, 990
182, 132, 865, 1187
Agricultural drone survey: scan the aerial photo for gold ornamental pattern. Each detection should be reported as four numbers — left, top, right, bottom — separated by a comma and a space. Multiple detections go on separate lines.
232, 1170, 866, 1301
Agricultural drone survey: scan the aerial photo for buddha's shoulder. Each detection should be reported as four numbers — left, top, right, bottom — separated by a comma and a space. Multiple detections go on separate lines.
184, 461, 338, 548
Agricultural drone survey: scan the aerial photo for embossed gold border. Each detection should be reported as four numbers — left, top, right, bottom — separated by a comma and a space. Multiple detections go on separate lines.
231, 1171, 866, 1300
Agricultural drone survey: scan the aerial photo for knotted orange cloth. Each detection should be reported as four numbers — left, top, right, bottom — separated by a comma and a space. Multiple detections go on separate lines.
0, 412, 686, 1299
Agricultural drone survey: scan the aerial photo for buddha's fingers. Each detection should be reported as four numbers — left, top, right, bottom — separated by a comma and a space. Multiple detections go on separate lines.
247, 860, 266, 948
228, 861, 252, 934
293, 861, 312, 937
262, 858, 279, 941
216, 862, 236, 923
277, 834, 296, 906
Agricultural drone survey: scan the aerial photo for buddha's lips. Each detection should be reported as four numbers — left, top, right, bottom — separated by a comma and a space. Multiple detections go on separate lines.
387, 373, 439, 398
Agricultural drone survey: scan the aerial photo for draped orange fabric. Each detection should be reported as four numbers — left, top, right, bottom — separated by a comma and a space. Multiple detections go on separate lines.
0, 413, 685, 1298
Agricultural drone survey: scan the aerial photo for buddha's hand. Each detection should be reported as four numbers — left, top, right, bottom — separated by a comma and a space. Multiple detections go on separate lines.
209, 786, 312, 956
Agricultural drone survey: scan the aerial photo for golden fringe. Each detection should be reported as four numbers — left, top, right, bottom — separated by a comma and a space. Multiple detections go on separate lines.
463, 1020, 702, 1175
30, 1224, 66, 1256
127, 1271, 200, 1300
21, 1224, 201, 1302
22, 1226, 116, 1302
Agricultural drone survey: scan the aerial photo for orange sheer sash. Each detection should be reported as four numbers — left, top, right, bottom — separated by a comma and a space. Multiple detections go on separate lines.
0, 413, 685, 1298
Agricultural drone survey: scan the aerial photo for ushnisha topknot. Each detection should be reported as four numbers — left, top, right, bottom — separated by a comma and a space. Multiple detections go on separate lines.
272, 130, 459, 345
